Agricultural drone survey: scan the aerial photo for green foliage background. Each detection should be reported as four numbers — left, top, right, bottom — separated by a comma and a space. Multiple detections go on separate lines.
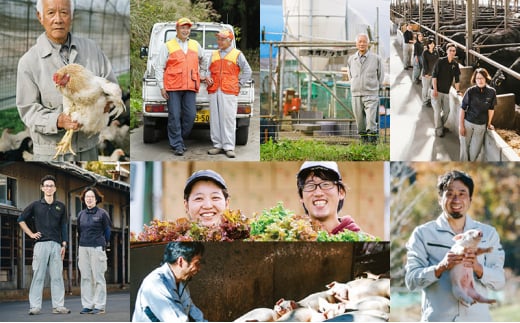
390, 162, 520, 323
391, 161, 520, 286
130, 0, 219, 106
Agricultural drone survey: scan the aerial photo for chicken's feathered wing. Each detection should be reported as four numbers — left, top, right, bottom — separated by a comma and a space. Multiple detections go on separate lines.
52, 63, 125, 158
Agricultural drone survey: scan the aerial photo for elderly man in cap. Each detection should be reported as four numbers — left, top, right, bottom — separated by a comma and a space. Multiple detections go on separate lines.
297, 161, 362, 234
206, 28, 252, 158
155, 17, 208, 156
183, 169, 230, 227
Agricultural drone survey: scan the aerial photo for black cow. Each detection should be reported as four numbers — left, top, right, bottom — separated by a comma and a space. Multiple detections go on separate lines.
475, 27, 520, 54
474, 46, 520, 77
491, 56, 520, 105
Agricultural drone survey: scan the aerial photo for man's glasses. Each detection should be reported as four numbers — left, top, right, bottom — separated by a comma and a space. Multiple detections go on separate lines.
301, 181, 337, 192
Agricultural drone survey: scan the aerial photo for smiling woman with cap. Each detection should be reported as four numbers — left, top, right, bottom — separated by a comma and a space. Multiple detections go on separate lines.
183, 170, 230, 227
297, 161, 363, 235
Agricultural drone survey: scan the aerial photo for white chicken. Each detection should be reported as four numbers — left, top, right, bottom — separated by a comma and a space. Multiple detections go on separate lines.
52, 63, 125, 159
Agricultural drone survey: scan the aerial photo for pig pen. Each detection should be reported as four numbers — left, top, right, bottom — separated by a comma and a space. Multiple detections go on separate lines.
130, 241, 390, 322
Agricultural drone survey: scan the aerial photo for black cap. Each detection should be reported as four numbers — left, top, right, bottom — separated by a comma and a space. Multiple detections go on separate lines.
184, 170, 227, 197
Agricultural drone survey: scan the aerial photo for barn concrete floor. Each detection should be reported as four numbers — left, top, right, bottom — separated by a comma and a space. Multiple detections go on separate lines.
390, 34, 460, 161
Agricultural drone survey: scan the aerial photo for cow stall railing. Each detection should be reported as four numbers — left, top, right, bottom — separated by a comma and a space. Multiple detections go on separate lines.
403, 20, 520, 84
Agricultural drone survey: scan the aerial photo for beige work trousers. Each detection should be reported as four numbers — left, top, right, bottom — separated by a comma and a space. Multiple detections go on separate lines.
78, 246, 107, 310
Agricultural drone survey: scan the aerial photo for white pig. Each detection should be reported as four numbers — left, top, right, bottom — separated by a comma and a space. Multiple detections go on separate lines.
234, 298, 298, 322
297, 291, 337, 311
450, 229, 495, 307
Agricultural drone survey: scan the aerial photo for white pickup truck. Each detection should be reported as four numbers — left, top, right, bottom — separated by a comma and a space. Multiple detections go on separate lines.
140, 22, 255, 145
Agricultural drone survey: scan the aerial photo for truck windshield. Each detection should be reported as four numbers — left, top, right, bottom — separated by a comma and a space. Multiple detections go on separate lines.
164, 30, 219, 50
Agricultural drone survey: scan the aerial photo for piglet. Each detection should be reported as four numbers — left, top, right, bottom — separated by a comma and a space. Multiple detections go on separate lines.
234, 299, 297, 322
449, 229, 495, 307
297, 291, 337, 311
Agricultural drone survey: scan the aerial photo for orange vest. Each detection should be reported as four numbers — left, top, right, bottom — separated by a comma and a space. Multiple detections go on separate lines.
164, 39, 200, 92
207, 48, 241, 95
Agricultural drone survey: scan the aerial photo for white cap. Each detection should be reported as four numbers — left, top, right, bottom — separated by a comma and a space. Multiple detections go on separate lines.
297, 161, 342, 181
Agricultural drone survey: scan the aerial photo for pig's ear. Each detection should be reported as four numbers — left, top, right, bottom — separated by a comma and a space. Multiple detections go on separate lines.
276, 298, 284, 305
290, 301, 298, 309
453, 233, 463, 241
326, 281, 337, 289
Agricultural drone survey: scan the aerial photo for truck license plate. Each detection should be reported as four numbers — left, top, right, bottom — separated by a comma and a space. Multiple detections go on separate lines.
195, 109, 210, 123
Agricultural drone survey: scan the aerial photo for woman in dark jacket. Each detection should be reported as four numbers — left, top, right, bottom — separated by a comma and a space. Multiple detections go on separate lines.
459, 68, 496, 161
413, 32, 425, 84
77, 187, 112, 315
421, 38, 440, 107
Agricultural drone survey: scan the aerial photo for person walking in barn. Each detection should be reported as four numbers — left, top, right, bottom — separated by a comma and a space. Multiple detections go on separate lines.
459, 68, 497, 161
347, 33, 385, 144
402, 23, 414, 70
77, 187, 112, 314
421, 38, 440, 108
17, 175, 71, 315
412, 32, 425, 84
431, 43, 461, 137
206, 28, 252, 158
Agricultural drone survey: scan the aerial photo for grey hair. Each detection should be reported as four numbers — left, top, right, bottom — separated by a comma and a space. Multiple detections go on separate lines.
36, 0, 75, 18
356, 33, 370, 43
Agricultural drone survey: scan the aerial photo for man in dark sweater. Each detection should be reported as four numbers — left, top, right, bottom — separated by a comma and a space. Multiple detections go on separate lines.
403, 23, 414, 69
432, 43, 461, 137
17, 175, 70, 315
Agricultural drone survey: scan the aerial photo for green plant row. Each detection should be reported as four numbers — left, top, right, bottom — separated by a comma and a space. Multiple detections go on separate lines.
131, 202, 380, 242
260, 138, 390, 161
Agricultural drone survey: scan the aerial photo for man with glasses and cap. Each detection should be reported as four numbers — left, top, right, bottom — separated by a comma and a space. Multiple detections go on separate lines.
155, 17, 208, 156
296, 161, 362, 234
206, 28, 252, 158
16, 0, 118, 161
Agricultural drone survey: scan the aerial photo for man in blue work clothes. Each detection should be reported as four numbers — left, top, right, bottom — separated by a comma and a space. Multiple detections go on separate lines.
132, 242, 207, 322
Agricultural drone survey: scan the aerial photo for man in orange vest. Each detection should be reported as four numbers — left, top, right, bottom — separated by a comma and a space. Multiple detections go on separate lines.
206, 28, 252, 158
155, 17, 208, 156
